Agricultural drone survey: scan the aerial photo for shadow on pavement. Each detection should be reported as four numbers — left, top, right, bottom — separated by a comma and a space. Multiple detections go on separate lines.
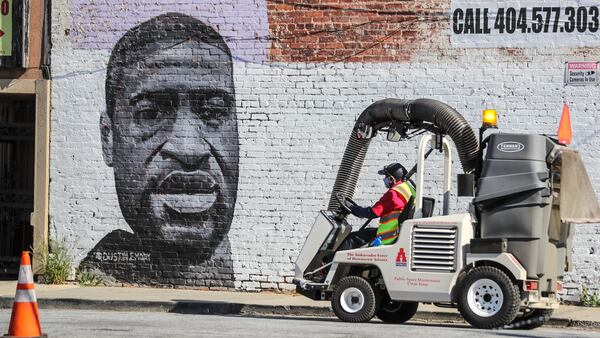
169, 301, 245, 315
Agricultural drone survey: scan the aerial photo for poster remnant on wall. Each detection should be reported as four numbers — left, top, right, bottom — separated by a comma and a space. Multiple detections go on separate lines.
565, 62, 599, 86
0, 0, 12, 56
450, 1, 600, 48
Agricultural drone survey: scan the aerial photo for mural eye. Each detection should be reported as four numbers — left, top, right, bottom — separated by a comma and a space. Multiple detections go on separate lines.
206, 96, 225, 107
136, 109, 158, 121
133, 95, 176, 126
191, 93, 232, 127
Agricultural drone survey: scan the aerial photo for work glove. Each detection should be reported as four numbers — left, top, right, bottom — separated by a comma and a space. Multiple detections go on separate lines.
369, 236, 382, 247
350, 205, 377, 219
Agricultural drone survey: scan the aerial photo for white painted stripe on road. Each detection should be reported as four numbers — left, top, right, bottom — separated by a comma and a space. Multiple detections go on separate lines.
14, 289, 37, 303
18, 265, 34, 284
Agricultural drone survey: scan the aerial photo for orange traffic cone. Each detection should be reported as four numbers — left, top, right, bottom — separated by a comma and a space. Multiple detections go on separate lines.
558, 103, 572, 145
3, 252, 46, 338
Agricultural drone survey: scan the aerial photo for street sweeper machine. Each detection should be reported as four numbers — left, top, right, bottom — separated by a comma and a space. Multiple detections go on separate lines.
293, 98, 600, 329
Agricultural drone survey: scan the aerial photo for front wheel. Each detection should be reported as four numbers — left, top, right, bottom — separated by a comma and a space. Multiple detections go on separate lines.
376, 297, 419, 324
457, 266, 520, 329
331, 276, 380, 323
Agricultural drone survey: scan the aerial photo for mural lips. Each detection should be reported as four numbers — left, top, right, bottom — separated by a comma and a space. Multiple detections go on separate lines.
152, 169, 220, 208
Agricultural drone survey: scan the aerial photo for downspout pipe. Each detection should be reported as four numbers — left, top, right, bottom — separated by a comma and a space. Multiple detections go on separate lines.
327, 98, 479, 211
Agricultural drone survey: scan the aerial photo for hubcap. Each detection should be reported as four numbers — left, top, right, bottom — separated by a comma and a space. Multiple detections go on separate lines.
340, 287, 365, 313
467, 278, 504, 317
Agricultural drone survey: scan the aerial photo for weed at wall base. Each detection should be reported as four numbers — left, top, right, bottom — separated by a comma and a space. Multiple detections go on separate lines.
581, 285, 600, 307
34, 239, 72, 284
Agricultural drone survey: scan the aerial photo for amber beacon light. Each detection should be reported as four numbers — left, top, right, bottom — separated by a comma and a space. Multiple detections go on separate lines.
482, 109, 498, 129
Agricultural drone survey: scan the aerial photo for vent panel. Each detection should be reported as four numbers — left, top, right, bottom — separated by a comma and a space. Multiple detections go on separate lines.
411, 225, 457, 272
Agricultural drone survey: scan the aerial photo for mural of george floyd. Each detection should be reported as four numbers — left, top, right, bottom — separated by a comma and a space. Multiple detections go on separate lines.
51, 0, 600, 298
78, 13, 239, 286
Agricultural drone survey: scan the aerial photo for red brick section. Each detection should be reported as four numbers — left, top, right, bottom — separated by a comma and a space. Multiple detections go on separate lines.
267, 0, 450, 63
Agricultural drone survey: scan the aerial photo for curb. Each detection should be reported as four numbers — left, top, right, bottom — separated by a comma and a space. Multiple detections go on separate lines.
1, 297, 598, 329
0, 297, 333, 317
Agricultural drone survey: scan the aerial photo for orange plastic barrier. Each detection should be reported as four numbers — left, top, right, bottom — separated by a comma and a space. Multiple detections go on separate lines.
558, 103, 572, 145
3, 251, 46, 338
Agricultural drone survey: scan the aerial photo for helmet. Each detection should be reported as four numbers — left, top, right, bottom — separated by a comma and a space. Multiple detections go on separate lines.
378, 163, 407, 181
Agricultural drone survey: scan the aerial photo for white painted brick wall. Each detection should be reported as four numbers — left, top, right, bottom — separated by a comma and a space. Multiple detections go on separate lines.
50, 0, 600, 299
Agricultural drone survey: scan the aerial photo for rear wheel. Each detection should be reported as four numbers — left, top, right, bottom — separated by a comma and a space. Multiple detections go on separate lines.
457, 266, 520, 329
507, 309, 553, 329
331, 276, 380, 323
376, 297, 419, 324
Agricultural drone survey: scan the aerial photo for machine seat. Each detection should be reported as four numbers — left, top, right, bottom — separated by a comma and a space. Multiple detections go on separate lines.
398, 196, 415, 224
405, 196, 435, 220
422, 197, 435, 217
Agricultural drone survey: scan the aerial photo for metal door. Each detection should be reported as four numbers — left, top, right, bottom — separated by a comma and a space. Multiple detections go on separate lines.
0, 96, 35, 277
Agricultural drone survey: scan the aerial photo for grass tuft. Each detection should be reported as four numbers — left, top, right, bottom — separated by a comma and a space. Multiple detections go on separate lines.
581, 285, 600, 307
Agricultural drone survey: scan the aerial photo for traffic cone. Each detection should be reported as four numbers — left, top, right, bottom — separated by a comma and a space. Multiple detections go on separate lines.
558, 103, 572, 145
3, 252, 46, 338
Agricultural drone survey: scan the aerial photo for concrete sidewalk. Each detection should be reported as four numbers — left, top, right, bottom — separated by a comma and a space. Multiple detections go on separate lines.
0, 281, 598, 328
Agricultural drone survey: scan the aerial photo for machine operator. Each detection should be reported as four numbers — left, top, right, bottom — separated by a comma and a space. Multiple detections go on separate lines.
339, 162, 416, 250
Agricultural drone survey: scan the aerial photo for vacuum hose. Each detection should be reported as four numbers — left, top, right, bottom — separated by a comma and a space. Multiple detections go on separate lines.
327, 98, 479, 211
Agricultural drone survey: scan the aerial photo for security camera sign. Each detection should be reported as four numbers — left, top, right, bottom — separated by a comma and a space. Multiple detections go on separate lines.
565, 62, 599, 86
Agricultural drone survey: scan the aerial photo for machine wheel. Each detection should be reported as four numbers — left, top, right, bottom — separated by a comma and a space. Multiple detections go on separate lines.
457, 266, 520, 329
331, 276, 380, 323
507, 309, 553, 329
376, 297, 419, 324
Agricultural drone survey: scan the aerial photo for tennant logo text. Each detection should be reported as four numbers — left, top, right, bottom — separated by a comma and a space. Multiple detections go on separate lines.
497, 142, 525, 153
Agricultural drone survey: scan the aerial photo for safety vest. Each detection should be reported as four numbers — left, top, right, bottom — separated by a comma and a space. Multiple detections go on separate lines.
376, 181, 416, 245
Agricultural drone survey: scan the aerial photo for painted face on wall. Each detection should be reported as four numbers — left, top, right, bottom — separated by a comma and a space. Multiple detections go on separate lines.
102, 37, 239, 252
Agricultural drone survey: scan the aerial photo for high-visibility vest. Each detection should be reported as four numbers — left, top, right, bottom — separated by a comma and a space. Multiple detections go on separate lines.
376, 181, 416, 245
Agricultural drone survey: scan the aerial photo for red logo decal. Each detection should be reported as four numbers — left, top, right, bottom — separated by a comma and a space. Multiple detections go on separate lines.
395, 248, 407, 267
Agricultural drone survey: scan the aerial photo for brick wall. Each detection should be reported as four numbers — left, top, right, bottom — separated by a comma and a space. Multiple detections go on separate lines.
50, 0, 600, 300
268, 0, 447, 62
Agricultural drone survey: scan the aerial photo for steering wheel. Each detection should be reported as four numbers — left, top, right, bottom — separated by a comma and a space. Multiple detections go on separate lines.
335, 193, 359, 215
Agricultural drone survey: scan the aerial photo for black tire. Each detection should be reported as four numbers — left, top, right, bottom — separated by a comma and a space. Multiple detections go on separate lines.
457, 266, 520, 329
331, 276, 380, 323
506, 309, 553, 330
376, 296, 419, 324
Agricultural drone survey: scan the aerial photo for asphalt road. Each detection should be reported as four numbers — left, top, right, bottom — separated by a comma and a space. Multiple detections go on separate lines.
1, 309, 599, 337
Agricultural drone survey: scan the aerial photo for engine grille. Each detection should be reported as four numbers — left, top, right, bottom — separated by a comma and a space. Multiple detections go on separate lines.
411, 225, 457, 272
